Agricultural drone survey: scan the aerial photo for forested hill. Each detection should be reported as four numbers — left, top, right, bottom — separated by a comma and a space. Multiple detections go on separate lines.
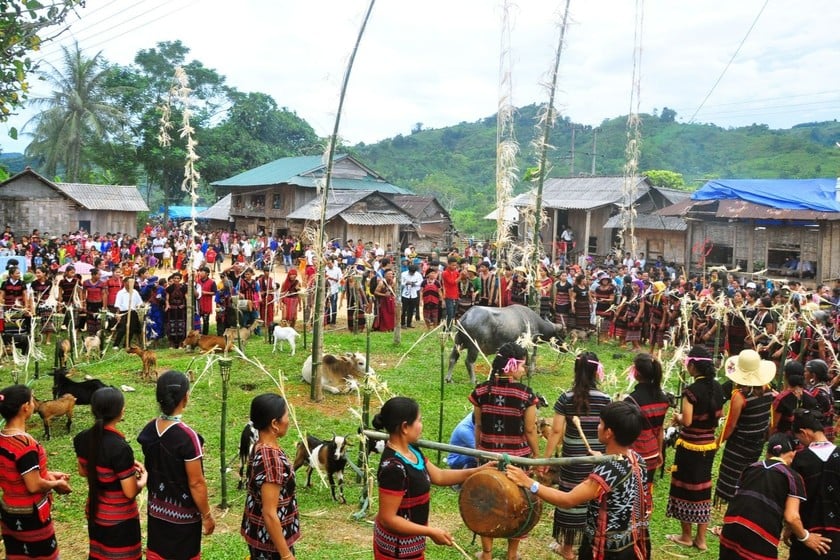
352, 104, 840, 236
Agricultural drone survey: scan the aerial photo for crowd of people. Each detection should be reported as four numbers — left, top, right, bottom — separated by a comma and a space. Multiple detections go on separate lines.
5, 222, 840, 559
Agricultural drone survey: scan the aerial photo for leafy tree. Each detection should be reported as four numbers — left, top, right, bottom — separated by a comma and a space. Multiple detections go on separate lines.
109, 41, 232, 213
0, 0, 83, 130
25, 42, 124, 181
660, 107, 677, 123
643, 169, 687, 190
199, 91, 320, 184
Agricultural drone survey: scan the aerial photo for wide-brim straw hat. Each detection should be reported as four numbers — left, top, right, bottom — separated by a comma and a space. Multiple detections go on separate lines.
725, 349, 776, 387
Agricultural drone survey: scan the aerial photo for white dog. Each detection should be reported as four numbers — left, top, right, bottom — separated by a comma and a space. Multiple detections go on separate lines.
272, 325, 301, 355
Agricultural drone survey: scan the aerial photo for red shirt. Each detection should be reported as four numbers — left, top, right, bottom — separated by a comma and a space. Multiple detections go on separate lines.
441, 267, 460, 300
0, 432, 50, 509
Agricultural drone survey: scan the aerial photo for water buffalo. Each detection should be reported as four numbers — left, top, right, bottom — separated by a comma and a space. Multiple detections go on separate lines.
446, 304, 565, 384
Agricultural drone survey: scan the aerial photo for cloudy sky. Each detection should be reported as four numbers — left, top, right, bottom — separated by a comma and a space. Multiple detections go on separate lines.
2, 0, 838, 153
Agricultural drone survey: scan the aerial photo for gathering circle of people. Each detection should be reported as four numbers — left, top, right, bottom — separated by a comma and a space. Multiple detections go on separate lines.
2, 222, 840, 559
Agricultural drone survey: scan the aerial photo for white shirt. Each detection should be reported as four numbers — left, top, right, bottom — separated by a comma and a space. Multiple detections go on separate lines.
115, 288, 143, 312
325, 265, 342, 295
400, 270, 423, 299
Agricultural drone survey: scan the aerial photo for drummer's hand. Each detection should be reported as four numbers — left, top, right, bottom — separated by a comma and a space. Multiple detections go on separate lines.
504, 464, 531, 488
477, 461, 496, 471
428, 527, 453, 546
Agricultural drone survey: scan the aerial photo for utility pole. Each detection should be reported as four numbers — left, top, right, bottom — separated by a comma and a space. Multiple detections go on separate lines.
591, 129, 598, 175
569, 125, 576, 175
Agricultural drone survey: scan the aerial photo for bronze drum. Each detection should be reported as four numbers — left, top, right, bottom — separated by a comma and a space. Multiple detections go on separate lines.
458, 467, 542, 538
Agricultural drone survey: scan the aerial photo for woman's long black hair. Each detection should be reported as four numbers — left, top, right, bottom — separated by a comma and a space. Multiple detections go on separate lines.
87, 387, 125, 521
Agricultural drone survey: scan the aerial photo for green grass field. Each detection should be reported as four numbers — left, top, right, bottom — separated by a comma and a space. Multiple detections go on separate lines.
4, 324, 733, 559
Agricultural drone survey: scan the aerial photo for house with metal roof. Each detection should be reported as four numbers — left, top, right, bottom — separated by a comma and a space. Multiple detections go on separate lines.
286, 191, 413, 249
657, 178, 840, 282
389, 195, 456, 252
211, 154, 412, 237
0, 167, 149, 236
497, 176, 688, 264
209, 154, 456, 250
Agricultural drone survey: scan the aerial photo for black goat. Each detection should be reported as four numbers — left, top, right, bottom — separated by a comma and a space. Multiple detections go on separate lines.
48, 368, 106, 404
237, 421, 258, 490
293, 434, 349, 503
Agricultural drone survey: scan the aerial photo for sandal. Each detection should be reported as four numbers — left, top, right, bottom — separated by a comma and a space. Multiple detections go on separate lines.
710, 526, 722, 537
548, 541, 576, 560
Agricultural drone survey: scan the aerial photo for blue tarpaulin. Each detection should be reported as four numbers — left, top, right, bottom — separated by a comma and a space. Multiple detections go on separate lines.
692, 179, 840, 213
167, 206, 208, 219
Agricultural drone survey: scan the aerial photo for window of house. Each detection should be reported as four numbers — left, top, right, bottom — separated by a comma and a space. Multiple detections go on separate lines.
252, 195, 265, 208
233, 195, 242, 208
272, 194, 282, 209
705, 244, 734, 267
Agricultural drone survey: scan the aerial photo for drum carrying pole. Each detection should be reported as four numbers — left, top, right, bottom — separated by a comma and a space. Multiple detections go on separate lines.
362, 430, 622, 467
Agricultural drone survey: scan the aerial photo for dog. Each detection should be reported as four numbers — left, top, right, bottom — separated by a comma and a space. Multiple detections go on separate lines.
272, 325, 300, 355
127, 345, 158, 380
183, 330, 233, 353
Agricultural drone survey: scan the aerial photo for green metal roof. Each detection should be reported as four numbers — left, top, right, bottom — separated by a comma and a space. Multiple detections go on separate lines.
210, 154, 410, 194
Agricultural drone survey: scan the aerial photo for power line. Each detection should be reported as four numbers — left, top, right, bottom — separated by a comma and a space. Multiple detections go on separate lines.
37, 0, 196, 67
687, 0, 770, 124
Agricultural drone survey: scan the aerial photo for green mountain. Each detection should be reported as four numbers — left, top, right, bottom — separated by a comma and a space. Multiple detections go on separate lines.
352, 104, 840, 237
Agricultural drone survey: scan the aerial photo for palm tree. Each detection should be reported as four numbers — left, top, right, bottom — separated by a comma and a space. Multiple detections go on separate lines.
25, 42, 124, 182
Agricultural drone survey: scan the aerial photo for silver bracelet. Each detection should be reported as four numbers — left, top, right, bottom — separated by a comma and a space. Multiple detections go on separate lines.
797, 530, 810, 542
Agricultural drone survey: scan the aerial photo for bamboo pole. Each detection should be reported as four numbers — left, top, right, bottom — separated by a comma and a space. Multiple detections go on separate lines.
362, 430, 620, 467
310, 0, 376, 402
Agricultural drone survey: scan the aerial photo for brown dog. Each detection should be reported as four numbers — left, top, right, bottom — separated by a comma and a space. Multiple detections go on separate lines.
183, 330, 233, 353
127, 345, 158, 380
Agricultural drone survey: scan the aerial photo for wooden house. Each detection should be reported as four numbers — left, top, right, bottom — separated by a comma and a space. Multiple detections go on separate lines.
0, 167, 148, 236
501, 176, 688, 263
211, 154, 411, 238
286, 191, 412, 248
389, 195, 455, 252
657, 178, 840, 284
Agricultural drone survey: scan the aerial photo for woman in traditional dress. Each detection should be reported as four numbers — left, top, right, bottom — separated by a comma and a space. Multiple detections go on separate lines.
622, 280, 646, 351
0, 384, 72, 560
791, 408, 840, 559
569, 273, 593, 331
772, 361, 818, 436
624, 353, 670, 490
164, 271, 188, 348
805, 359, 836, 441
241, 394, 300, 560
374, 269, 396, 332
666, 345, 724, 552
343, 273, 368, 334
279, 269, 300, 329
725, 290, 750, 356
542, 352, 611, 559
646, 281, 669, 353
507, 402, 650, 560
713, 349, 776, 507
420, 268, 442, 329
510, 267, 528, 306
29, 265, 55, 344
456, 267, 475, 320
551, 270, 573, 328
718, 433, 829, 559
538, 266, 553, 320
593, 274, 616, 343
470, 342, 541, 560
138, 371, 215, 560
74, 387, 147, 560
372, 397, 487, 559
